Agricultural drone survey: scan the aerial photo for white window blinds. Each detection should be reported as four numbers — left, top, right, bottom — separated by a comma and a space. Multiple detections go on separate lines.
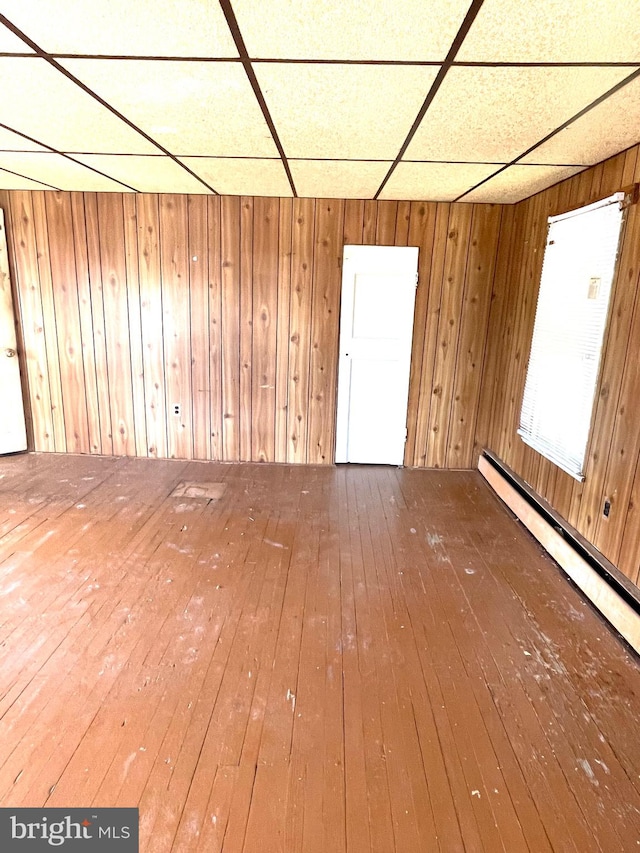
518, 192, 625, 480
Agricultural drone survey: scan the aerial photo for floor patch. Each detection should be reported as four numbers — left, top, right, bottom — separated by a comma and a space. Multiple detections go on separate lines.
170, 481, 227, 500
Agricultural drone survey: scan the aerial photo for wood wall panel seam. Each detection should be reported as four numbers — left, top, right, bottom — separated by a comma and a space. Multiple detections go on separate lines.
251, 196, 279, 463
405, 202, 437, 466
159, 195, 193, 460
122, 193, 148, 458
394, 201, 411, 247
136, 194, 167, 459
362, 199, 378, 245
220, 195, 241, 462
275, 197, 293, 464
44, 192, 90, 455
342, 199, 365, 246
31, 191, 67, 453
70, 193, 102, 455
375, 200, 398, 246
427, 204, 473, 468
412, 203, 450, 467
444, 203, 479, 468
307, 199, 345, 464
83, 192, 114, 455
98, 193, 137, 457
207, 194, 223, 462
239, 196, 254, 463
187, 195, 211, 462
288, 197, 315, 464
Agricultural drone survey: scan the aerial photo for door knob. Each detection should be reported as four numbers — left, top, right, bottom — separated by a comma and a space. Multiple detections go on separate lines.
5, 348, 16, 358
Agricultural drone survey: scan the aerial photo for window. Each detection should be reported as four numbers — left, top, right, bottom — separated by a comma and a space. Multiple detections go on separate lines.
518, 192, 625, 480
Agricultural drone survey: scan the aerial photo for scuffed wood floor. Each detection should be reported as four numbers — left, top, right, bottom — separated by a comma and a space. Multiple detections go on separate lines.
0, 453, 639, 851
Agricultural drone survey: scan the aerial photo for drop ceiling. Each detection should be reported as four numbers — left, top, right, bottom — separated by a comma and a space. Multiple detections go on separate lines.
0, 0, 638, 203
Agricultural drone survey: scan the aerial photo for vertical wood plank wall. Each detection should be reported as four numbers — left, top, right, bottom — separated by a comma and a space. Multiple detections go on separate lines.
478, 143, 640, 585
1, 191, 502, 469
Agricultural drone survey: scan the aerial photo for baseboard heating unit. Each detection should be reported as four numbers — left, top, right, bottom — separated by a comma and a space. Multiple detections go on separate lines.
478, 450, 640, 655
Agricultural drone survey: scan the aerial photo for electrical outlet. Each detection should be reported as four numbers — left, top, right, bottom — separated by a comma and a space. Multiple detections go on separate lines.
173, 403, 181, 418
603, 498, 611, 518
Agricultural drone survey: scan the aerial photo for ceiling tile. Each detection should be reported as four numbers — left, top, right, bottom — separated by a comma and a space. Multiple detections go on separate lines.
0, 126, 47, 152
291, 160, 391, 198
0, 57, 157, 154
179, 158, 292, 197
0, 168, 56, 190
405, 66, 633, 163
62, 59, 279, 157
0, 152, 133, 191
521, 75, 640, 166
379, 162, 500, 201
0, 22, 33, 52
232, 0, 470, 60
72, 154, 211, 193
255, 63, 439, 159
458, 0, 640, 62
0, 0, 237, 57
462, 164, 585, 203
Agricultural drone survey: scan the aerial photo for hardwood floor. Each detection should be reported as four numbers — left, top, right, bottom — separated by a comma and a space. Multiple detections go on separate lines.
0, 453, 639, 851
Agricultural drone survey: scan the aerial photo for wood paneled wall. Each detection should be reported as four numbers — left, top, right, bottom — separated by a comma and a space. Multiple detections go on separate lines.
478, 143, 640, 585
2, 191, 502, 469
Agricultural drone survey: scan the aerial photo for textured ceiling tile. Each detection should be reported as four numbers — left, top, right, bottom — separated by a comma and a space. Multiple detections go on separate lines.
0, 167, 56, 190
255, 63, 439, 159
72, 154, 211, 193
405, 66, 633, 163
291, 160, 391, 198
379, 161, 499, 201
458, 0, 640, 62
179, 158, 292, 196
62, 59, 279, 157
0, 152, 134, 191
462, 164, 585, 203
0, 126, 46, 152
232, 0, 471, 60
0, 0, 237, 56
0, 22, 34, 52
521, 75, 640, 166
0, 57, 157, 154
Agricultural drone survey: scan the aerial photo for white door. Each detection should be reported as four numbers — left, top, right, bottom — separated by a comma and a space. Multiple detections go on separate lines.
335, 245, 418, 465
0, 209, 27, 454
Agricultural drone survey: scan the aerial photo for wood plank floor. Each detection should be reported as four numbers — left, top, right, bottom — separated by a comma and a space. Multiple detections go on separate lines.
0, 453, 639, 852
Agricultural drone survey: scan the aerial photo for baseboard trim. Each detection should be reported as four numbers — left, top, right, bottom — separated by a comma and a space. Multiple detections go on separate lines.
478, 453, 640, 655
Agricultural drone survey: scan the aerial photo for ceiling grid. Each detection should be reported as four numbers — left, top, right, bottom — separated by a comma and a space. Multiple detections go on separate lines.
0, 0, 638, 202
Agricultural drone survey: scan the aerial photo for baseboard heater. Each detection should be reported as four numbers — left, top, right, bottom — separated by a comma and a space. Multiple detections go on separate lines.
478, 450, 640, 655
